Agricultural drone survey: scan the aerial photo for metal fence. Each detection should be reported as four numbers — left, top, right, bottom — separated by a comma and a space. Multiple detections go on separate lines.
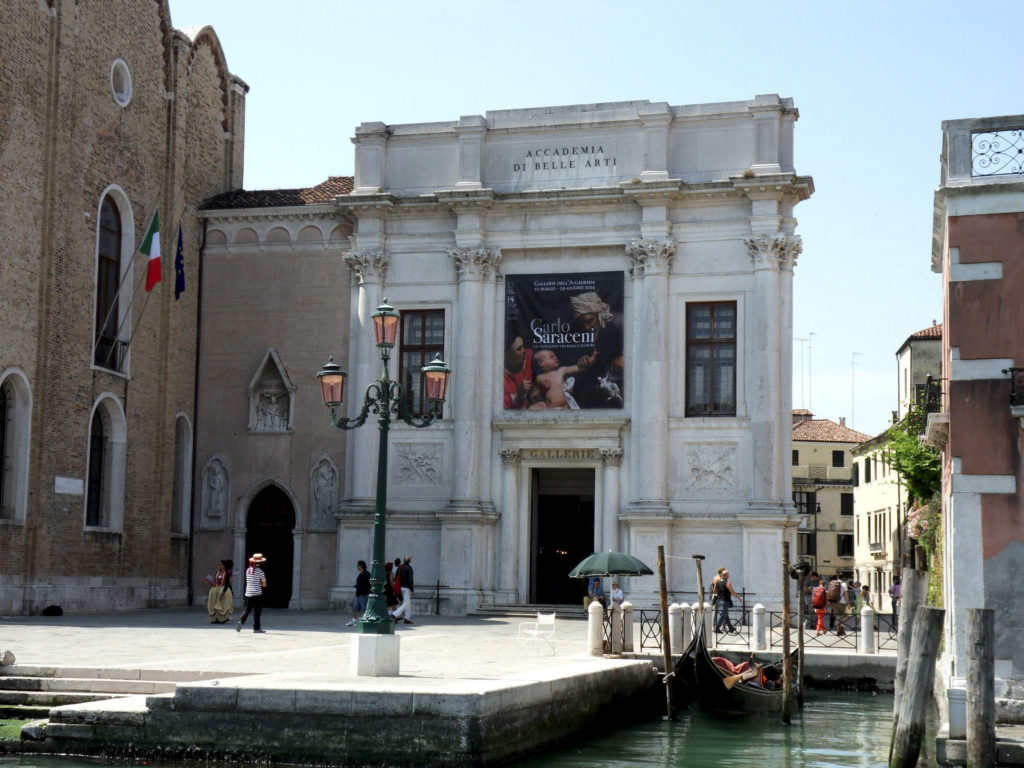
637, 604, 898, 654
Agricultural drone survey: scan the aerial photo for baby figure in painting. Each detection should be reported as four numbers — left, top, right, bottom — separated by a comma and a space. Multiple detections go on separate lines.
530, 349, 581, 409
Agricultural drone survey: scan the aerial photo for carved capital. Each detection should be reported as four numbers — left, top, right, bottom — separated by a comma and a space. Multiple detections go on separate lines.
777, 234, 802, 270
449, 247, 501, 281
745, 233, 801, 270
600, 448, 623, 467
625, 239, 675, 278
499, 448, 520, 466
343, 248, 389, 284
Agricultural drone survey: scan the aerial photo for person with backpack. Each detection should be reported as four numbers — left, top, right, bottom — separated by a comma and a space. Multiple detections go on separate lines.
803, 570, 819, 629
827, 575, 846, 636
810, 576, 828, 634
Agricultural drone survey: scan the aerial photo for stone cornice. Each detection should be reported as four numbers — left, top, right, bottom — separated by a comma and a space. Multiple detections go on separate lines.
199, 204, 337, 223
435, 189, 497, 209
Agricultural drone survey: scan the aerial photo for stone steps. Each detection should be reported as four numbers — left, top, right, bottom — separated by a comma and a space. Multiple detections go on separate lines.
0, 665, 235, 710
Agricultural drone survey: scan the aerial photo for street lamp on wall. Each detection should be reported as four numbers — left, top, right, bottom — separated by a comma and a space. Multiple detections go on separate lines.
317, 299, 450, 645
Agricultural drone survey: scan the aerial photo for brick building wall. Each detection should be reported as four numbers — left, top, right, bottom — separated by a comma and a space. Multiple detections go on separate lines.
0, 1, 244, 613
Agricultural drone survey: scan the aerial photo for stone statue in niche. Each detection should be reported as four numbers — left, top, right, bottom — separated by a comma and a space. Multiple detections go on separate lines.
309, 456, 338, 530
201, 456, 229, 526
247, 348, 296, 434
255, 393, 288, 431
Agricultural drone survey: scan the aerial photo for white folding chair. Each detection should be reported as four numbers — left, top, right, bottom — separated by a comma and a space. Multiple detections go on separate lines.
517, 612, 556, 655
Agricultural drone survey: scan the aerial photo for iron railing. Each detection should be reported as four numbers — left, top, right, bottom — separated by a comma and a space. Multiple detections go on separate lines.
972, 129, 1024, 177
637, 605, 898, 654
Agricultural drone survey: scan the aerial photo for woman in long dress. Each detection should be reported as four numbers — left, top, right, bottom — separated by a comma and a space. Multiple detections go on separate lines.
207, 559, 234, 623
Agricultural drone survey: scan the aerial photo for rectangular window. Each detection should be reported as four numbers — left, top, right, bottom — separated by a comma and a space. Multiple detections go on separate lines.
686, 302, 736, 416
798, 532, 815, 558
840, 492, 854, 516
863, 458, 872, 484
837, 533, 854, 558
399, 309, 445, 418
831, 450, 844, 468
792, 449, 799, 466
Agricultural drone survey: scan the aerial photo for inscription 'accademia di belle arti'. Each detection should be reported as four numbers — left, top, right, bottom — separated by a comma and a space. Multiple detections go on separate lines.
513, 145, 616, 173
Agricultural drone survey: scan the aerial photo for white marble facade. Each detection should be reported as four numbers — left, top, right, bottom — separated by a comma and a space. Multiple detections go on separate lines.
332, 96, 813, 612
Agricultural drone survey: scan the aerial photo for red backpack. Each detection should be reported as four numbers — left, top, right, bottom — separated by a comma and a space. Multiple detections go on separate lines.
811, 585, 827, 609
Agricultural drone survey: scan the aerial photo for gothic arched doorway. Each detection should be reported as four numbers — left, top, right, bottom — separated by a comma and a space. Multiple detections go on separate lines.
245, 485, 295, 609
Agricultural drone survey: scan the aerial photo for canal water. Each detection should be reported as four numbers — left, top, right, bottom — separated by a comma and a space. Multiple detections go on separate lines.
0, 691, 937, 768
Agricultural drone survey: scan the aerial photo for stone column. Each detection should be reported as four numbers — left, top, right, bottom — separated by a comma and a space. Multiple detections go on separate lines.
341, 247, 389, 508
777, 234, 801, 509
601, 448, 623, 553
499, 448, 520, 596
744, 233, 782, 509
448, 247, 500, 510
626, 239, 675, 513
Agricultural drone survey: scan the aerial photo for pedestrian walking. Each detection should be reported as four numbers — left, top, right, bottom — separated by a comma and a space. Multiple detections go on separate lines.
713, 569, 742, 634
346, 561, 370, 626
392, 555, 415, 624
236, 553, 267, 634
827, 575, 846, 635
803, 570, 819, 629
811, 576, 828, 634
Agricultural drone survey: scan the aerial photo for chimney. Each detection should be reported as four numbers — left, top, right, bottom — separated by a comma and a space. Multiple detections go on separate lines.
792, 409, 813, 424
839, 417, 846, 427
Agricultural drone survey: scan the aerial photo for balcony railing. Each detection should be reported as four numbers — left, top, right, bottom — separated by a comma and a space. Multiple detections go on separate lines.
973, 129, 1024, 177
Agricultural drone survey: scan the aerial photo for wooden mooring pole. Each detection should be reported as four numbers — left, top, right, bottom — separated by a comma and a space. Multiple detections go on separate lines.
967, 608, 995, 768
657, 545, 675, 720
890, 605, 944, 768
781, 541, 793, 724
892, 549, 929, 726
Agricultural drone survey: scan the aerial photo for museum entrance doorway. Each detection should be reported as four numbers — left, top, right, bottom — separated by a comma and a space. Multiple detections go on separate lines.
245, 485, 295, 609
530, 467, 595, 605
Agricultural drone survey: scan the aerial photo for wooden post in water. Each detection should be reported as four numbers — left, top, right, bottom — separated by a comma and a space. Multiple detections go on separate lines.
795, 566, 806, 709
781, 541, 793, 724
890, 606, 944, 768
966, 608, 995, 768
893, 552, 929, 715
657, 545, 675, 720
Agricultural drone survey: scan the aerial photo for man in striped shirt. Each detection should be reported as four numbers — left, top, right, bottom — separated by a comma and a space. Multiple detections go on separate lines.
236, 553, 267, 633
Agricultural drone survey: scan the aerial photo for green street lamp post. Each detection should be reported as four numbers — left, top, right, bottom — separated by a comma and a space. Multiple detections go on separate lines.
317, 300, 450, 637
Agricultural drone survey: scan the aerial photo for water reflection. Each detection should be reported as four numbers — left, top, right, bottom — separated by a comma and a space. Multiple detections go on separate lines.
524, 691, 938, 768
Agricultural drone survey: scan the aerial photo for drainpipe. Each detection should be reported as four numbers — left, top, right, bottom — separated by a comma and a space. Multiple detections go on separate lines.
185, 218, 208, 606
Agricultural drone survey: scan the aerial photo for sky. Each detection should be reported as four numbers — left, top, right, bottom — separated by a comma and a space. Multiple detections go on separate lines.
169, 0, 1023, 436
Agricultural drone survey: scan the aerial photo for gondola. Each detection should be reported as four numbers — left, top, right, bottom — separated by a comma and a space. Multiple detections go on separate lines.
671, 628, 785, 716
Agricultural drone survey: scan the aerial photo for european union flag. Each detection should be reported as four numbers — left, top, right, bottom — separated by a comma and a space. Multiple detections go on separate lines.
174, 225, 185, 300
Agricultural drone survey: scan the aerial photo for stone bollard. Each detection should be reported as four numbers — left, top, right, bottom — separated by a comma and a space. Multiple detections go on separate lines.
859, 605, 876, 654
611, 602, 623, 654
752, 603, 767, 651
680, 602, 692, 649
622, 602, 634, 652
588, 600, 605, 656
669, 603, 683, 655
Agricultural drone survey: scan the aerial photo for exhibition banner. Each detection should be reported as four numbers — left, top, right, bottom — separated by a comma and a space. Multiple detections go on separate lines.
503, 271, 624, 411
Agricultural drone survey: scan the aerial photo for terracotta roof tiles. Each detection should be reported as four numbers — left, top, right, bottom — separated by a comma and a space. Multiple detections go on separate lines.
791, 418, 872, 444
200, 176, 354, 210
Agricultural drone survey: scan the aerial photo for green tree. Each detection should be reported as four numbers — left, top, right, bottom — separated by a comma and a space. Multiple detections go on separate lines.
882, 406, 941, 504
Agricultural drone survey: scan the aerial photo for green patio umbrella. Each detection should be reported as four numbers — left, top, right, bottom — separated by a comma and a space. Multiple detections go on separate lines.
568, 551, 654, 578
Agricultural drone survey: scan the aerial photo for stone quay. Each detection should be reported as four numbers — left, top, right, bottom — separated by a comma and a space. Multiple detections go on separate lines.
0, 608, 898, 765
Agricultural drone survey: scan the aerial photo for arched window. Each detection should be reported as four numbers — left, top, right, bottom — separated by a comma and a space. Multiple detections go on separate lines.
85, 414, 106, 526
0, 384, 9, 518
0, 370, 31, 524
84, 396, 126, 530
95, 197, 126, 371
171, 415, 192, 534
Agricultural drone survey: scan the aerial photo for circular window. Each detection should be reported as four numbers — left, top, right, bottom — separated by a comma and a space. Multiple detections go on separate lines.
110, 59, 132, 107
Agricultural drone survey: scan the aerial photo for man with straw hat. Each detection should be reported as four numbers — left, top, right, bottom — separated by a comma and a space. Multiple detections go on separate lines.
236, 553, 267, 634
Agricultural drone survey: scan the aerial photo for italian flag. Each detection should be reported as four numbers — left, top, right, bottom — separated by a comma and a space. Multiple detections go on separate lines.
142, 208, 161, 292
